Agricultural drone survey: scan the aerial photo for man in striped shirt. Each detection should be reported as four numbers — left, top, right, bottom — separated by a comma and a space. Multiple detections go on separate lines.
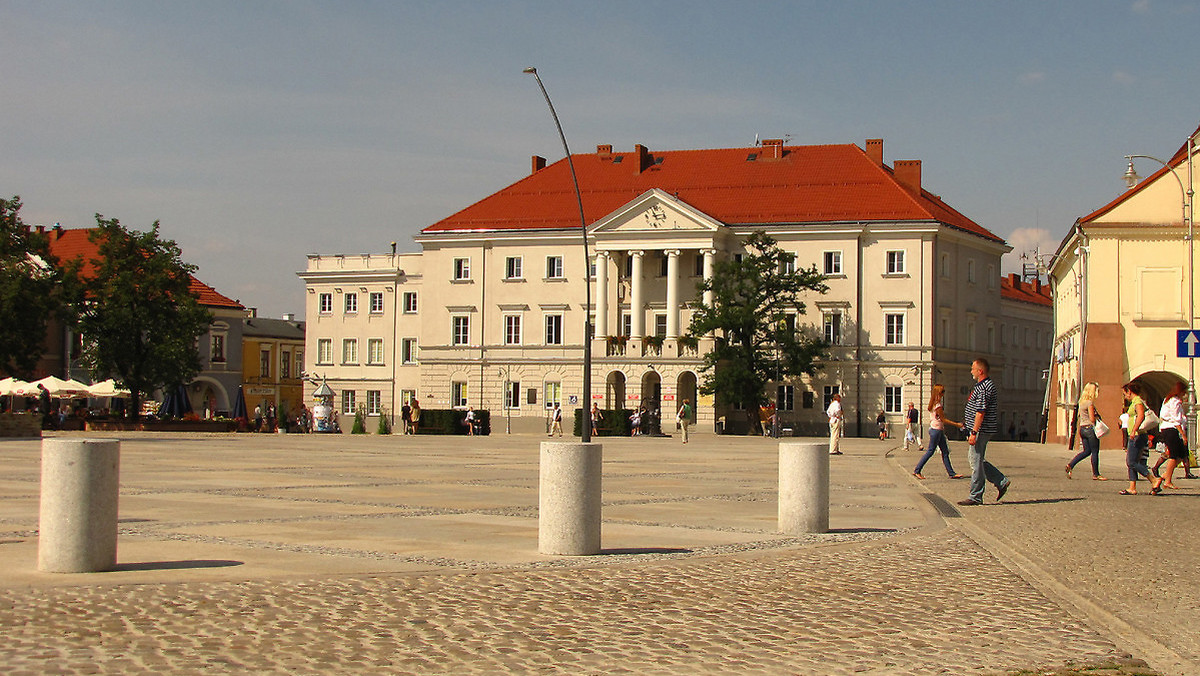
957, 357, 1011, 506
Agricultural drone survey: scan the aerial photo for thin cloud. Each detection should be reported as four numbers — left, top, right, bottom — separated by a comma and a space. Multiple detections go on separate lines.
1112, 69, 1137, 85
1018, 71, 1046, 85
1132, 0, 1152, 13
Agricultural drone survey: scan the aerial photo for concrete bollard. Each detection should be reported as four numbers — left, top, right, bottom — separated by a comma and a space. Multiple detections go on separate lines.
38, 438, 120, 573
778, 440, 829, 534
538, 441, 602, 555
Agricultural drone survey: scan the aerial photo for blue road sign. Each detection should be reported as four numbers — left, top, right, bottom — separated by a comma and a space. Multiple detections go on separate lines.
1178, 330, 1200, 358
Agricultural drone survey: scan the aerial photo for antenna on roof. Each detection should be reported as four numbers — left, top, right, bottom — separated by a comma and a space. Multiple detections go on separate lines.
754, 133, 760, 146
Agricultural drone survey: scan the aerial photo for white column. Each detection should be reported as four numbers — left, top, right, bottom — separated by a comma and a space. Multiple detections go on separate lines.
702, 249, 716, 307
539, 441, 603, 555
595, 252, 609, 338
665, 249, 681, 338
39, 438, 120, 572
778, 441, 830, 534
630, 251, 645, 339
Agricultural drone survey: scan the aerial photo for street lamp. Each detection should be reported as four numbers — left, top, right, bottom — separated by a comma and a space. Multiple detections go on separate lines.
524, 66, 594, 442
497, 366, 512, 434
1124, 129, 1200, 447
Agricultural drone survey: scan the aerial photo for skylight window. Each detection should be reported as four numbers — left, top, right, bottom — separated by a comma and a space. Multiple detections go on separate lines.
612, 155, 623, 163
747, 153, 758, 161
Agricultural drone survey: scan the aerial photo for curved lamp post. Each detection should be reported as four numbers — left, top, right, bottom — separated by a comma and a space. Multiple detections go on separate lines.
1123, 131, 1200, 446
524, 66, 594, 441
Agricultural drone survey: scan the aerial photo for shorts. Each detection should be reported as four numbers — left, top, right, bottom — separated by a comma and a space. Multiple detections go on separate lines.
1158, 427, 1188, 460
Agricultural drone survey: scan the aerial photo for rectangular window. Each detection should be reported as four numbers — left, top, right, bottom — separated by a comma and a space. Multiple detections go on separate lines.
777, 385, 795, 412
451, 382, 467, 408
886, 250, 905, 274
545, 314, 563, 345
504, 315, 522, 345
885, 313, 905, 345
659, 255, 669, 277
781, 253, 796, 275
505, 381, 521, 409
296, 352, 304, 377
366, 390, 381, 416
342, 338, 358, 364
318, 293, 332, 314
654, 314, 667, 337
967, 319, 977, 351
344, 292, 358, 314
452, 316, 470, 346
940, 254, 951, 278
210, 334, 226, 363
988, 325, 996, 352
823, 385, 840, 412
823, 251, 842, 275
546, 256, 564, 279
317, 339, 332, 365
369, 292, 384, 314
341, 389, 356, 414
823, 312, 842, 345
884, 386, 902, 413
401, 338, 417, 364
453, 258, 470, 280
402, 292, 418, 314
544, 382, 561, 409
260, 349, 271, 378
693, 254, 704, 277
967, 259, 977, 283
281, 350, 291, 379
505, 256, 523, 279
621, 314, 632, 337
400, 389, 416, 406
367, 338, 384, 365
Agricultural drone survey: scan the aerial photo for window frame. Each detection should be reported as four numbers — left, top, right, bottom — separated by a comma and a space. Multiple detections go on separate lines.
400, 338, 417, 364
341, 338, 358, 365
885, 312, 906, 346
545, 255, 564, 280
885, 250, 906, 275
316, 338, 333, 365
504, 256, 523, 280
402, 292, 418, 314
344, 292, 358, 314
367, 338, 385, 365
453, 257, 471, 281
823, 250, 843, 276
366, 390, 381, 416
884, 386, 903, 413
452, 316, 470, 346
544, 314, 564, 345
369, 292, 384, 314
318, 293, 333, 314
503, 314, 522, 345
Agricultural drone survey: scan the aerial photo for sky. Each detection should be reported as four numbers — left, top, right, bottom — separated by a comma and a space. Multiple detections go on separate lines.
3, 0, 1199, 318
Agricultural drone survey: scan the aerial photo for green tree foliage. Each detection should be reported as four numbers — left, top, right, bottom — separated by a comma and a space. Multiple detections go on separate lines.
376, 406, 391, 434
352, 405, 367, 434
684, 231, 830, 434
73, 217, 212, 419
0, 197, 68, 377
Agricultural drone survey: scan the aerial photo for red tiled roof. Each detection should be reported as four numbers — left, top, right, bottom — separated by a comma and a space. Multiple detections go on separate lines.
423, 142, 1003, 242
1000, 273, 1051, 307
1080, 122, 1200, 224
44, 228, 244, 309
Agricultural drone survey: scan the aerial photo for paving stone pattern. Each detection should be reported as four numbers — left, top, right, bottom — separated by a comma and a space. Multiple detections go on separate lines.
0, 528, 1131, 675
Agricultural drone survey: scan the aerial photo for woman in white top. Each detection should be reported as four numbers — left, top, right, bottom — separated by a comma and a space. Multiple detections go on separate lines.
913, 384, 965, 479
1154, 380, 1189, 488
1065, 382, 1106, 480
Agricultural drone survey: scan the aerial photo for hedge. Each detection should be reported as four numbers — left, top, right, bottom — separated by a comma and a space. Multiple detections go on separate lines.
413, 409, 491, 435
572, 408, 635, 437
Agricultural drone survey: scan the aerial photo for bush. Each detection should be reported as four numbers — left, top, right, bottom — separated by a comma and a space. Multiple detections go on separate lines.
351, 406, 367, 434
376, 407, 391, 435
573, 408, 633, 436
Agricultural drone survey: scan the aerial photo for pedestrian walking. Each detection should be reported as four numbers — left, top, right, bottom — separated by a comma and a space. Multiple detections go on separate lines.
1119, 381, 1164, 496
877, 410, 888, 441
463, 406, 476, 435
629, 407, 642, 436
590, 402, 601, 437
1065, 382, 1107, 480
957, 358, 1011, 506
254, 404, 263, 432
401, 401, 412, 435
913, 384, 965, 479
676, 398, 692, 443
903, 402, 920, 451
548, 402, 563, 437
409, 399, 421, 435
826, 394, 844, 455
1152, 380, 1189, 488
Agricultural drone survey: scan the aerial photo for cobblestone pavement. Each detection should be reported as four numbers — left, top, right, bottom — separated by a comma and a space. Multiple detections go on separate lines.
0, 432, 1180, 674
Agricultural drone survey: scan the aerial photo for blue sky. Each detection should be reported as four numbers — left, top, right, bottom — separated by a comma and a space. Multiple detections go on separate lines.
3, 0, 1198, 316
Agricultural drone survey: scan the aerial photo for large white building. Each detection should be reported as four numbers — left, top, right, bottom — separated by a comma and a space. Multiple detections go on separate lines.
301, 138, 1040, 435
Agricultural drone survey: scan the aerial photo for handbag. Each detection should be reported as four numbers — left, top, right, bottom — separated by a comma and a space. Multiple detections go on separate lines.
1093, 419, 1110, 438
1139, 409, 1160, 432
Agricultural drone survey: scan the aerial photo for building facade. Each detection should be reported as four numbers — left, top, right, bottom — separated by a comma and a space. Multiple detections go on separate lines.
240, 313, 306, 423
998, 274, 1053, 440
302, 139, 1039, 435
1048, 125, 1200, 448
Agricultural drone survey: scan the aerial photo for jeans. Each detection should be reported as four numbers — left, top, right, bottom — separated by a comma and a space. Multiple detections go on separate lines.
967, 431, 1007, 502
1126, 433, 1152, 482
1068, 426, 1100, 476
914, 428, 956, 476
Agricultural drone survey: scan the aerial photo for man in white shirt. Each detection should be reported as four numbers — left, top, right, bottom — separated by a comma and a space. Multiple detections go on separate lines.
826, 394, 844, 455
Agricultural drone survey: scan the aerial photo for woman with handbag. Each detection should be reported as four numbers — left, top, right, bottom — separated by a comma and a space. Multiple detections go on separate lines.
1065, 382, 1107, 480
1120, 381, 1165, 495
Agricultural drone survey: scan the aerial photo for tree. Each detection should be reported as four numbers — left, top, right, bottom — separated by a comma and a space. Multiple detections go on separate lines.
72, 217, 212, 419
684, 231, 830, 434
0, 197, 68, 378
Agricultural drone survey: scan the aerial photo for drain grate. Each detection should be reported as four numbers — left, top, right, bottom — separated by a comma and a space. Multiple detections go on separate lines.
921, 492, 962, 518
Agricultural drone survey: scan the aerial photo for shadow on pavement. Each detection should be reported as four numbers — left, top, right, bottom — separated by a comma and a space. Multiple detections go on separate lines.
828, 527, 898, 534
113, 560, 244, 572
600, 547, 692, 556
997, 497, 1086, 506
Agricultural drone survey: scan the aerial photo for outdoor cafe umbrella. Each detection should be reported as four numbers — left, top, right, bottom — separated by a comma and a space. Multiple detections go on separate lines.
158, 384, 193, 419
0, 377, 30, 410
232, 385, 248, 421
31, 375, 91, 397
87, 379, 131, 398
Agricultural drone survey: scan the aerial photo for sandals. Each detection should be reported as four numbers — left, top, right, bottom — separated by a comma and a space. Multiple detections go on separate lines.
1119, 489, 1137, 495
1065, 465, 1073, 479
949, 474, 966, 479
1163, 483, 1179, 489
912, 472, 925, 480
1150, 478, 1165, 495
1092, 475, 1109, 481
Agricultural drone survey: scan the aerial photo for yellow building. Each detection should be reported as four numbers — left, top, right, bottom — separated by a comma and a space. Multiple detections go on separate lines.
1048, 124, 1200, 448
240, 313, 306, 427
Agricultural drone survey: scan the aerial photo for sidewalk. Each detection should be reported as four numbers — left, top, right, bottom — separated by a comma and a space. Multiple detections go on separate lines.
0, 431, 1186, 674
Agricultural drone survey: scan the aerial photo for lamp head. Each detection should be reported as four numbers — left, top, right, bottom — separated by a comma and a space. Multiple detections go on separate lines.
1122, 157, 1141, 189
522, 67, 537, 74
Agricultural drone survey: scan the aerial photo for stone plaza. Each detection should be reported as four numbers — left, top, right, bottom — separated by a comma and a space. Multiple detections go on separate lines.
0, 430, 1194, 675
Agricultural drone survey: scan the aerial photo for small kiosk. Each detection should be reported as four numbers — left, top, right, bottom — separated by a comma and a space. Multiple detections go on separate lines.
312, 382, 337, 433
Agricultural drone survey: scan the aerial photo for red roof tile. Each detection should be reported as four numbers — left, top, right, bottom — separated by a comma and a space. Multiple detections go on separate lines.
423, 142, 1002, 242
1000, 273, 1052, 307
45, 228, 244, 309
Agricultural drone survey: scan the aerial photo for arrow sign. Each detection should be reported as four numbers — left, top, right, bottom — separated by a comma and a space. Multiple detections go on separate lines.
1177, 330, 1200, 358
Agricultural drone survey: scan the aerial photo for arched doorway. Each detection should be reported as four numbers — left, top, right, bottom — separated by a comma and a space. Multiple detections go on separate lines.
605, 371, 626, 411
1132, 370, 1188, 412
640, 370, 662, 435
676, 371, 698, 421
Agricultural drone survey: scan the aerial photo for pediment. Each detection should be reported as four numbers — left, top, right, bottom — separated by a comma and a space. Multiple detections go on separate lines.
589, 189, 725, 234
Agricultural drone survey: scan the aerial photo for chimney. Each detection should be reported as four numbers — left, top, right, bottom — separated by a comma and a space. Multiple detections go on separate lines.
53, 224, 64, 239
1033, 279, 1043, 293
249, 307, 257, 318
865, 138, 883, 165
634, 144, 650, 174
36, 225, 45, 234
893, 160, 922, 194
1010, 272, 1021, 286
597, 144, 613, 158
531, 155, 547, 174
761, 138, 784, 159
